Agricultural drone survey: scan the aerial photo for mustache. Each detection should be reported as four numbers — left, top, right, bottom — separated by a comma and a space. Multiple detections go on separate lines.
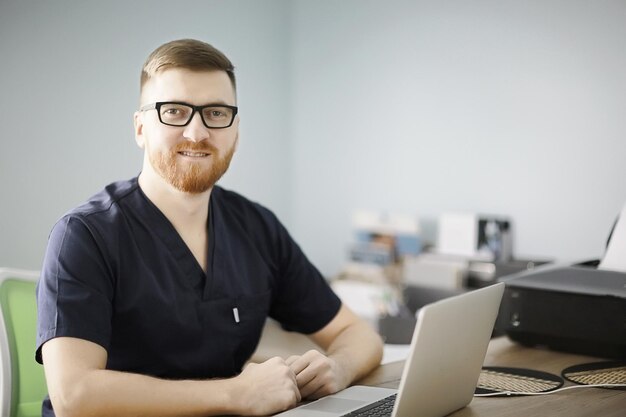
173, 142, 218, 153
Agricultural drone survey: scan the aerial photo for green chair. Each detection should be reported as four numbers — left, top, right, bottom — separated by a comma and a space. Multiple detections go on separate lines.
0, 268, 47, 417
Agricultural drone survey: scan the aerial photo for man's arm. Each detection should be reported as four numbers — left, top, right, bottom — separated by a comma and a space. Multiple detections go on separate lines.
42, 337, 301, 417
286, 303, 383, 399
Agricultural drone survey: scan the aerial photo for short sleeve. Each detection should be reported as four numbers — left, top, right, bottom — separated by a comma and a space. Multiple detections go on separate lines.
267, 217, 342, 334
36, 215, 115, 363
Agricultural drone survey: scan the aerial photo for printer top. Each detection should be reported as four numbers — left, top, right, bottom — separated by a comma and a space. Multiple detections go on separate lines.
500, 265, 626, 298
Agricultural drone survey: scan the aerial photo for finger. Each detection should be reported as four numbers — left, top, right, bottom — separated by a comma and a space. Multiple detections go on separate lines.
294, 381, 302, 403
287, 356, 310, 376
288, 365, 300, 387
292, 382, 304, 405
299, 375, 324, 399
301, 349, 323, 360
285, 355, 300, 366
280, 362, 302, 405
294, 364, 317, 389
267, 356, 286, 365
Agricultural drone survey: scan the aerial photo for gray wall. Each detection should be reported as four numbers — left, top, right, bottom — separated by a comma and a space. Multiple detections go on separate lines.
291, 0, 626, 275
2, 1, 626, 277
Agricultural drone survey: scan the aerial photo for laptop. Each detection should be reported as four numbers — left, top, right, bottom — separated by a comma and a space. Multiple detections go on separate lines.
275, 282, 504, 417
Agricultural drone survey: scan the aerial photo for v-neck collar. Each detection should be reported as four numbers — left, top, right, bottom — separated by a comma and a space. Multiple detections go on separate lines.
132, 178, 213, 297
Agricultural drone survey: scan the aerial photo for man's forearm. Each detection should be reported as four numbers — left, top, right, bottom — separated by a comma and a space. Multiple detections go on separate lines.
51, 369, 236, 417
325, 320, 384, 385
44, 337, 300, 417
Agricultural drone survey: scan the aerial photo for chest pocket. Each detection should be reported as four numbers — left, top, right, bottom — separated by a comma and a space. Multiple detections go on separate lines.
200, 290, 272, 375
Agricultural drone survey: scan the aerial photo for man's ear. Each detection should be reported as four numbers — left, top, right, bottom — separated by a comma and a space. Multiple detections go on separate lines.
134, 111, 146, 149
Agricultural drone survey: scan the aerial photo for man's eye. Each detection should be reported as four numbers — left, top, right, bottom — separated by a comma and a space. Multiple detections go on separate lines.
205, 108, 231, 120
161, 106, 191, 120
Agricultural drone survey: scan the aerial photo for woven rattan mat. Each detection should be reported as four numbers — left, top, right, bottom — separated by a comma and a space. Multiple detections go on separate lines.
475, 366, 564, 396
562, 361, 626, 390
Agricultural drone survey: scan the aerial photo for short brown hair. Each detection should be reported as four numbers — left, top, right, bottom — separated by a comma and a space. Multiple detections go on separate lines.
140, 39, 236, 93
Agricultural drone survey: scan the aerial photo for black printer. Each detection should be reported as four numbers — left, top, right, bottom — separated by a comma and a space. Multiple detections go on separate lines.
497, 263, 626, 359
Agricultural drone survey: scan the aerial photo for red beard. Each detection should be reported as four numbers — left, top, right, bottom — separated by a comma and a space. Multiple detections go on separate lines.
149, 140, 236, 193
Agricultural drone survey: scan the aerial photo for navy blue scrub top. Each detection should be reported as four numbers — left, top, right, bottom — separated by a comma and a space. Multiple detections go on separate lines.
36, 177, 341, 414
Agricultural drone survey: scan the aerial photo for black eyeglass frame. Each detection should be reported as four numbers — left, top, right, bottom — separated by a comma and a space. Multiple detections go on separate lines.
140, 101, 239, 129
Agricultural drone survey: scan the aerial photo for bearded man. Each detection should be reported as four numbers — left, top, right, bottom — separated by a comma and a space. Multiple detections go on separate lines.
35, 39, 383, 417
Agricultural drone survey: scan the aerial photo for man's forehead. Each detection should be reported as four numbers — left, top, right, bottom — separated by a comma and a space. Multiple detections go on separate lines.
141, 68, 236, 104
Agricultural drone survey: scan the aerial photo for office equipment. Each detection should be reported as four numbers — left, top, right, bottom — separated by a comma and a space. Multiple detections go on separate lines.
466, 258, 552, 289
498, 264, 626, 359
437, 213, 512, 262
599, 202, 626, 272
402, 253, 468, 289
275, 283, 504, 417
378, 284, 465, 344
352, 210, 422, 259
359, 337, 626, 417
0, 268, 47, 417
330, 279, 394, 329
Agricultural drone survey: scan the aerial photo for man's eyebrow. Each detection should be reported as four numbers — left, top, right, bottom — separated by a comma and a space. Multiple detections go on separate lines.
159, 100, 237, 108
205, 100, 235, 106
183, 100, 236, 106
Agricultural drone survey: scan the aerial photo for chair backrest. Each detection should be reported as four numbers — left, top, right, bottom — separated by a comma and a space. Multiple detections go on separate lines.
0, 268, 47, 417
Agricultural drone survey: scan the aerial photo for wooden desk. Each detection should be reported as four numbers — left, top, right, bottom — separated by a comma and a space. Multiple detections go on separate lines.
357, 337, 626, 417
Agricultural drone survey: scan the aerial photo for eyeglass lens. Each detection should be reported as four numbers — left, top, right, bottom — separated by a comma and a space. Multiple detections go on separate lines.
159, 103, 235, 128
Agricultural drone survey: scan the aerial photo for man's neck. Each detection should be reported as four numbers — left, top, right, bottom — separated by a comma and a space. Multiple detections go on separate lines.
138, 169, 211, 228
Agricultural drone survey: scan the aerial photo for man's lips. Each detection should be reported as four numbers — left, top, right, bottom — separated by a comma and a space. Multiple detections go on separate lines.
178, 150, 210, 157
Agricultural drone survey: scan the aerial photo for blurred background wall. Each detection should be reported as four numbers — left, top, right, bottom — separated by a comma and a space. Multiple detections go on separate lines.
2, 0, 625, 276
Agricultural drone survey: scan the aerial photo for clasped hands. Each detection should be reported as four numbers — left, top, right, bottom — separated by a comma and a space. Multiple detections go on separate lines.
237, 350, 350, 415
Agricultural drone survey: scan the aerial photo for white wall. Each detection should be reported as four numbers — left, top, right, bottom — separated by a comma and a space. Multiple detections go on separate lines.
2, 1, 626, 277
0, 0, 292, 269
291, 0, 626, 276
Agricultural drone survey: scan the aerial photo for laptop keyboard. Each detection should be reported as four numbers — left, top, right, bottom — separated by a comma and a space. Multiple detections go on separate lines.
341, 394, 397, 417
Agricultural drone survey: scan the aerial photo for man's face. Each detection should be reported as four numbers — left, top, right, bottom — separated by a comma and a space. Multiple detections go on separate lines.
134, 68, 239, 194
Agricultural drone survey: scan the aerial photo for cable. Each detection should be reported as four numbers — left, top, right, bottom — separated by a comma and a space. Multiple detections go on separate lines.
474, 383, 626, 397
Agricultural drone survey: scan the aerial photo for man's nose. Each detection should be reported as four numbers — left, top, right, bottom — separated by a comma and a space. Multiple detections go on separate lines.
183, 111, 210, 142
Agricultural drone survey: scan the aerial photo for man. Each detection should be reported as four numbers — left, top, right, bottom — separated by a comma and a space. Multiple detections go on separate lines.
36, 39, 383, 417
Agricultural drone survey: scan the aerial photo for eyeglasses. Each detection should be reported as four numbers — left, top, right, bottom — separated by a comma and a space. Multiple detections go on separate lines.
140, 101, 238, 129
